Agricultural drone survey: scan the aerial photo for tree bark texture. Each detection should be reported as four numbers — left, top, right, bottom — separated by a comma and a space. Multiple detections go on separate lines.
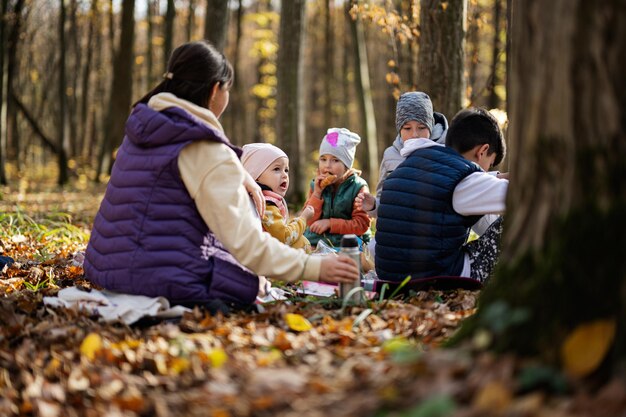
204, 0, 230, 52
276, 0, 306, 201
462, 0, 626, 371
417, 0, 466, 119
103, 0, 135, 175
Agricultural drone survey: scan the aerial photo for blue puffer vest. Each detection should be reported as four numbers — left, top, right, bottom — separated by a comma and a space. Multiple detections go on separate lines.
84, 103, 259, 305
375, 146, 481, 281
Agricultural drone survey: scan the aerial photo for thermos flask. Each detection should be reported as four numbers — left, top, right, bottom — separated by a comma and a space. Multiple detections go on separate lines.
339, 234, 362, 304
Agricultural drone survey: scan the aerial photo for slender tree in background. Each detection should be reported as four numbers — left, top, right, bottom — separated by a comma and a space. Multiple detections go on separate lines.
227, 0, 245, 144
5, 0, 24, 171
488, 0, 503, 109
146, 0, 155, 89
466, 2, 480, 105
276, 0, 306, 201
99, 0, 136, 178
67, 0, 80, 157
460, 0, 626, 377
0, 0, 8, 184
78, 0, 98, 156
323, 0, 334, 129
163, 0, 176, 65
107, 0, 115, 60
417, 0, 467, 118
347, 0, 378, 187
186, 0, 196, 41
57, 0, 69, 185
204, 0, 230, 51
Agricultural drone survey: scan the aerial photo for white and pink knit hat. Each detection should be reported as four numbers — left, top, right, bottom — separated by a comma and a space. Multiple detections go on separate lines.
241, 143, 288, 180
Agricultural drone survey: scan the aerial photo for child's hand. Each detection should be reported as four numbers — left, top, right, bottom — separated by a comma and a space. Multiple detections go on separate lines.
309, 219, 330, 234
312, 172, 325, 198
300, 205, 315, 222
496, 172, 509, 180
355, 192, 376, 212
318, 255, 359, 284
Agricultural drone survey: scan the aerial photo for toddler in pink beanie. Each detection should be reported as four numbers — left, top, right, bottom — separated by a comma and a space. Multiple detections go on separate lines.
242, 143, 313, 251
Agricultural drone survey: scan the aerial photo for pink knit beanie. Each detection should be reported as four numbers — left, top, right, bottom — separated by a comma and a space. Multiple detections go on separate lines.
241, 143, 288, 180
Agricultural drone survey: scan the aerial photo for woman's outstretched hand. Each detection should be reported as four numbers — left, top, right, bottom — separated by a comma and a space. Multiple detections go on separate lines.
243, 170, 266, 216
318, 255, 359, 284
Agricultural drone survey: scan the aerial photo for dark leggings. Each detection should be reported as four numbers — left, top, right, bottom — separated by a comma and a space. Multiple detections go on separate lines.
464, 216, 504, 284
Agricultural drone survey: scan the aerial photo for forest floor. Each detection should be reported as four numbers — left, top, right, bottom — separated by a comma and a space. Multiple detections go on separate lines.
0, 182, 624, 417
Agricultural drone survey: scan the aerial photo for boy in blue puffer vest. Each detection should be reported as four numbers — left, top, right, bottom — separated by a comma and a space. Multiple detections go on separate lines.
375, 107, 508, 285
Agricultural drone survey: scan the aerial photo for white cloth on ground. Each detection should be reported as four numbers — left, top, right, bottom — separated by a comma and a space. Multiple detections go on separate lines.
43, 287, 191, 324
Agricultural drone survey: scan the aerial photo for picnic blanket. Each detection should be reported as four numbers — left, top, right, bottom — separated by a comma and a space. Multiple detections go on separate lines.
43, 287, 191, 325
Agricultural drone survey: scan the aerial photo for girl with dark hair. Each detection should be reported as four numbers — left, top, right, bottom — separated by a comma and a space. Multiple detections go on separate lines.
84, 41, 358, 312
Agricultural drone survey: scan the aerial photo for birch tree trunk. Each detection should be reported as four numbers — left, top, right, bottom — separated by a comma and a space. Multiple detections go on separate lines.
460, 0, 626, 374
417, 0, 467, 118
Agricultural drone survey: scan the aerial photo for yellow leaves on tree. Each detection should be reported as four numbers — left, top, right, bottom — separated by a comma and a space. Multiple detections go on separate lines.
561, 319, 616, 378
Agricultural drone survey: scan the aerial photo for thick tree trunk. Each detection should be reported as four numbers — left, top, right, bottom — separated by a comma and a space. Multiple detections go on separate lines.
460, 0, 626, 375
276, 0, 306, 202
204, 0, 230, 52
102, 0, 135, 175
347, 0, 378, 188
417, 0, 467, 118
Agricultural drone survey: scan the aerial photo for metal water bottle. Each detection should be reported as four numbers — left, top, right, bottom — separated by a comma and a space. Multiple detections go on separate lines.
339, 234, 362, 303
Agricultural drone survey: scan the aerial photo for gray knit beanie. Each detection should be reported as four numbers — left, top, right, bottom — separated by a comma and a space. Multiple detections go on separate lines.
395, 92, 434, 134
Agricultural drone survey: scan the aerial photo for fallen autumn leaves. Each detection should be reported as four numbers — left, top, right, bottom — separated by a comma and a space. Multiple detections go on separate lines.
1, 187, 625, 417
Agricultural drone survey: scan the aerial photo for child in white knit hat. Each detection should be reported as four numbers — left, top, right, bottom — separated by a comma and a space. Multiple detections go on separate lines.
241, 143, 313, 251
303, 128, 371, 249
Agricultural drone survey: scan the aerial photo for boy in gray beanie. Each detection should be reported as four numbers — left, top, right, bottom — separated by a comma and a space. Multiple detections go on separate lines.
355, 91, 448, 259
395, 91, 435, 135
357, 91, 449, 217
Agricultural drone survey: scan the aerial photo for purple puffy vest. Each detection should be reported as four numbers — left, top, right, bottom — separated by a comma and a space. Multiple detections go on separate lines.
84, 103, 259, 305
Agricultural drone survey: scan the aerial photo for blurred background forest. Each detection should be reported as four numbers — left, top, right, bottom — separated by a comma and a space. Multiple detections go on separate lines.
0, 0, 507, 202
